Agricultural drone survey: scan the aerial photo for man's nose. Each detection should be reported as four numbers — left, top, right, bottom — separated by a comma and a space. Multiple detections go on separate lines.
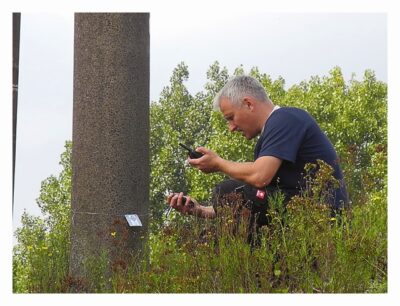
228, 122, 237, 132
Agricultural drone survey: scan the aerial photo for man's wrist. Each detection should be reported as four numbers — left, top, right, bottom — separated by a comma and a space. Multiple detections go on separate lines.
190, 205, 215, 219
215, 156, 224, 172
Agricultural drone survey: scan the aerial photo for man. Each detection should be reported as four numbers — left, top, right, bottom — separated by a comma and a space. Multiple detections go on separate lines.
167, 75, 348, 225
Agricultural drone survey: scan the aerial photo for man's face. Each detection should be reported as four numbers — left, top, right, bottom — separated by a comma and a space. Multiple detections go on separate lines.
219, 97, 258, 140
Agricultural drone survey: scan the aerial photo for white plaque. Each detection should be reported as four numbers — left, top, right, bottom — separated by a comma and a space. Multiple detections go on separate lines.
125, 214, 142, 227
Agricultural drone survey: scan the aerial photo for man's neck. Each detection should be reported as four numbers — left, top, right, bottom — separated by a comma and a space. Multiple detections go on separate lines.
260, 103, 279, 134
260, 103, 274, 128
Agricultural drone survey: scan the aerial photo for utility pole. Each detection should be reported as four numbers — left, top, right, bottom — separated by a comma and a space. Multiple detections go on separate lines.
69, 13, 150, 289
12, 12, 21, 214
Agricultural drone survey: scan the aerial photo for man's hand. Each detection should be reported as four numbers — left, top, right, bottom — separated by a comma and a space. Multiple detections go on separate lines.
166, 192, 198, 215
187, 147, 222, 173
166, 192, 216, 219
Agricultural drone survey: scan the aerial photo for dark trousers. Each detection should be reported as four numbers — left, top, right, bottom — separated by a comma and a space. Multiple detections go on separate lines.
211, 179, 298, 247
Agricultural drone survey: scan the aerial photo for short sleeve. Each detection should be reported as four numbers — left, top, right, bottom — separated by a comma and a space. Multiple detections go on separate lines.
257, 111, 307, 163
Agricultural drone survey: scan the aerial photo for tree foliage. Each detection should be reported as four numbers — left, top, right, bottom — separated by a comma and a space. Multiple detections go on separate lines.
13, 141, 72, 292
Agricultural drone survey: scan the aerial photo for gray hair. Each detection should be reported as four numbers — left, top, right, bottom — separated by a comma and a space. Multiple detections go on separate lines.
213, 75, 270, 109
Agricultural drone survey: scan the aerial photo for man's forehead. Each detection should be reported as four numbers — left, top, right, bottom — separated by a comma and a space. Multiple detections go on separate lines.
219, 100, 234, 119
220, 97, 237, 113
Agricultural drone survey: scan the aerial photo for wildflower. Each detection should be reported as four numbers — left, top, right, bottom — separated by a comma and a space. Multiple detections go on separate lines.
111, 231, 117, 237
330, 217, 336, 221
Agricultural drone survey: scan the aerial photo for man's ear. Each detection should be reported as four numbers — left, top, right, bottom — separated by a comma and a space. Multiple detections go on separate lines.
243, 96, 255, 111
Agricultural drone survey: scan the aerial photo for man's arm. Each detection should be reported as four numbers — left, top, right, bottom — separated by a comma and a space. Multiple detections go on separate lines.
188, 147, 282, 188
217, 156, 282, 188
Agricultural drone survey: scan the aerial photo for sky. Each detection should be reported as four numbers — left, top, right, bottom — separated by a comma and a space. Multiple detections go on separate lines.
1, 0, 400, 304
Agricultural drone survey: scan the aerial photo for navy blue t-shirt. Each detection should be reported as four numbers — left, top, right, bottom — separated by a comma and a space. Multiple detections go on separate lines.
254, 107, 348, 209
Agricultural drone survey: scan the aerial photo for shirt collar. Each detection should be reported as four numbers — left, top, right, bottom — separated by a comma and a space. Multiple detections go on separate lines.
261, 105, 280, 135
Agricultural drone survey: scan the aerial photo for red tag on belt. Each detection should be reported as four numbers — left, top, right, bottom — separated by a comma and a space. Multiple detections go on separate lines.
256, 189, 266, 199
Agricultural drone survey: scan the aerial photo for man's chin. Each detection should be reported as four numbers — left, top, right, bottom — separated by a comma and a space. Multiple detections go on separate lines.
244, 133, 253, 140
245, 132, 258, 140
237, 130, 254, 140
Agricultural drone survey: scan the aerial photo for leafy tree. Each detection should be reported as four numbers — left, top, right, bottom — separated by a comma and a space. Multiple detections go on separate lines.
13, 141, 72, 292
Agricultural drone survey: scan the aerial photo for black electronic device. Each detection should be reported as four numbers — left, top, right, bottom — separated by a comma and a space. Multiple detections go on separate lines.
179, 143, 204, 159
179, 196, 194, 207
